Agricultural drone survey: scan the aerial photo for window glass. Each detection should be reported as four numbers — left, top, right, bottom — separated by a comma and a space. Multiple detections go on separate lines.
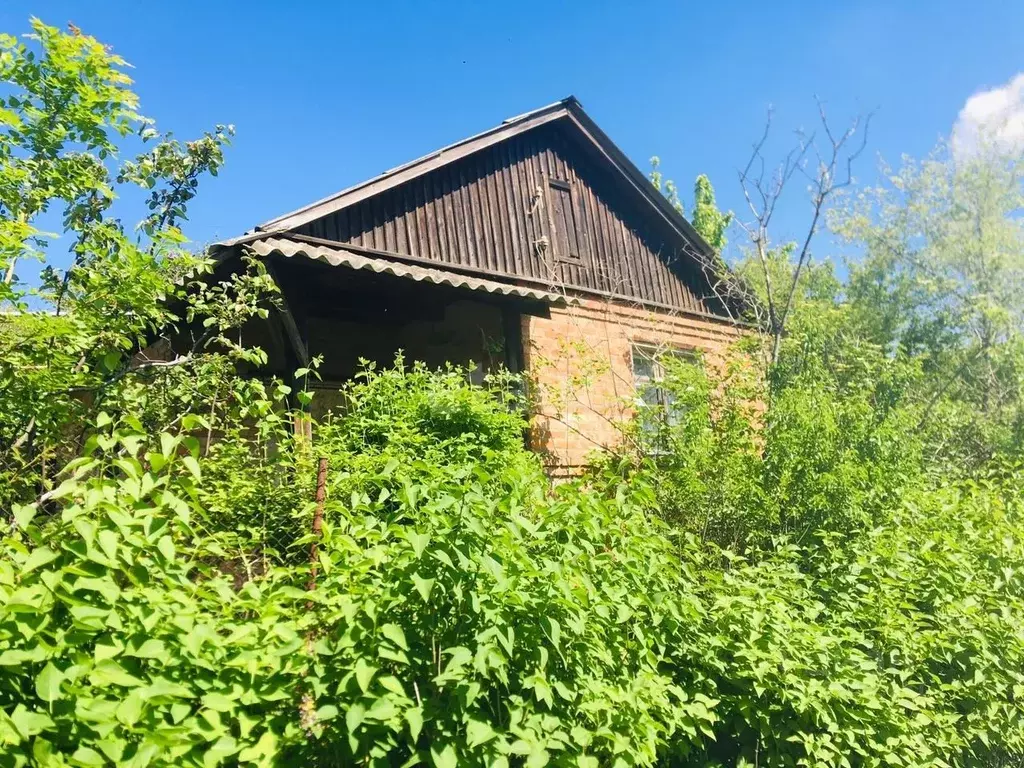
631, 343, 698, 445
631, 346, 657, 382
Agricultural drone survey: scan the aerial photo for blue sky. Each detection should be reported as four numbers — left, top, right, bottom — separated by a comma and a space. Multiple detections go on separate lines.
2, 1, 1023, 261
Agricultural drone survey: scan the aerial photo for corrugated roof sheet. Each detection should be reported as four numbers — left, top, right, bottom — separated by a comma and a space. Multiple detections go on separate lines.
246, 237, 574, 306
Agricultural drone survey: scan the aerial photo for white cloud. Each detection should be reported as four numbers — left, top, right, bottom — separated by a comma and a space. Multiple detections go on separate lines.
952, 73, 1024, 158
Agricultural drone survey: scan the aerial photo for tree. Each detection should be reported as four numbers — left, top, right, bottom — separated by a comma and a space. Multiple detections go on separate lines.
835, 142, 1024, 467
648, 159, 733, 251
691, 173, 732, 252
715, 103, 872, 368
0, 19, 268, 508
0, 20, 139, 297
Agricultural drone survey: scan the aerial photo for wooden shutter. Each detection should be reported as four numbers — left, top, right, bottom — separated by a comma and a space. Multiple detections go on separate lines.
547, 179, 583, 262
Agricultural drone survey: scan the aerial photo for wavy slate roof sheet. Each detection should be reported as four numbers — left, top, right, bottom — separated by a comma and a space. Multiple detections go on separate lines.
245, 236, 574, 306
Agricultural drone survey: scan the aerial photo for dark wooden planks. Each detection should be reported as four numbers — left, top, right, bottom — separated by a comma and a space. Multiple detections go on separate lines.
293, 123, 711, 314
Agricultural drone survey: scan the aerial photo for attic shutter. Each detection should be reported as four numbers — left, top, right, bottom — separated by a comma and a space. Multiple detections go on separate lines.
547, 179, 582, 262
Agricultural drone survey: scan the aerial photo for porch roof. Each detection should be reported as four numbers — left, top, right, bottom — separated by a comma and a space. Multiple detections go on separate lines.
240, 236, 575, 307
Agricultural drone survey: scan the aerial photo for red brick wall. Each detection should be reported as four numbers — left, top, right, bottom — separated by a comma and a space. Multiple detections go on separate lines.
522, 297, 741, 475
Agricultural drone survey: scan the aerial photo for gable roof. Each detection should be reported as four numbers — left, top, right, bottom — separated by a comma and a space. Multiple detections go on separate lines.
254, 96, 716, 261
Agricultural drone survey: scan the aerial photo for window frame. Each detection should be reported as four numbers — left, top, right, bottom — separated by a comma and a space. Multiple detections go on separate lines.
631, 342, 698, 440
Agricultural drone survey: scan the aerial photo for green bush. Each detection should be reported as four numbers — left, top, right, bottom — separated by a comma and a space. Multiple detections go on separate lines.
610, 336, 925, 553
0, 369, 705, 767
676, 468, 1024, 765
4, 367, 1024, 767
316, 359, 531, 485
0, 418, 304, 768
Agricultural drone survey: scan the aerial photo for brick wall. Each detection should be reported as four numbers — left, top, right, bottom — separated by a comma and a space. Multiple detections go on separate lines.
522, 297, 742, 475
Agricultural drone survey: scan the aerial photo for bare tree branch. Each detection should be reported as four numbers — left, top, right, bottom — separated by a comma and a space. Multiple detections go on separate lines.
705, 101, 876, 368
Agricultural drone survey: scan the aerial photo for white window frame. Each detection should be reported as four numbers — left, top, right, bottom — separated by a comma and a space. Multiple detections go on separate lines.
631, 343, 697, 440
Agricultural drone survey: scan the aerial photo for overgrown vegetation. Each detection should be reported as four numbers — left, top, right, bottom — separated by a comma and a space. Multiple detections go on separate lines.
1, 19, 1024, 768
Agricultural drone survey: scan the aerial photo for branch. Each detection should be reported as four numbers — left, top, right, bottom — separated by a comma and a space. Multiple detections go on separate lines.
735, 99, 873, 365
774, 105, 873, 359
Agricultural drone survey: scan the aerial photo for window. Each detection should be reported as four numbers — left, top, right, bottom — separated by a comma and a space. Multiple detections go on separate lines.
631, 343, 697, 443
547, 178, 584, 262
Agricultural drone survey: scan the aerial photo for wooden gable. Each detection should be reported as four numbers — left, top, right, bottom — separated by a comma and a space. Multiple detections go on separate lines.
257, 99, 727, 319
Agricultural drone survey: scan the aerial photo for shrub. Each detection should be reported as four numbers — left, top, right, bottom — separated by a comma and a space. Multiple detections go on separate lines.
609, 338, 925, 553
0, 368, 708, 767
4, 367, 1024, 767
681, 466, 1024, 766
0, 418, 304, 767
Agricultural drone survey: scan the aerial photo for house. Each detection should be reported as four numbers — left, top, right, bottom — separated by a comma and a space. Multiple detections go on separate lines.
212, 97, 742, 474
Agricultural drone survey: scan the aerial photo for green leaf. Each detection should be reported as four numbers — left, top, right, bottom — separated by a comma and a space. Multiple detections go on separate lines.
70, 746, 107, 767
366, 697, 399, 721
315, 704, 338, 722
126, 638, 166, 659
182, 455, 202, 481
238, 731, 278, 763
35, 663, 64, 703
10, 704, 53, 739
405, 705, 424, 742
160, 432, 179, 458
97, 529, 119, 562
570, 725, 592, 748
157, 535, 175, 561
94, 639, 123, 662
202, 692, 235, 713
381, 623, 408, 650
466, 719, 496, 748
354, 658, 377, 693
13, 503, 37, 529
443, 646, 472, 672
0, 106, 23, 128
412, 574, 435, 602
24, 547, 59, 574
407, 531, 430, 558
346, 703, 365, 733
430, 743, 457, 768
543, 617, 561, 650
90, 660, 144, 688
116, 691, 145, 726
378, 676, 405, 696
203, 735, 238, 767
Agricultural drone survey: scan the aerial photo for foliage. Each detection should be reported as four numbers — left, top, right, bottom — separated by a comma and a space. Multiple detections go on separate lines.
0, 18, 268, 512
648, 159, 732, 251
7, 365, 1024, 767
291, 393, 698, 767
2, 16, 1024, 768
0, 19, 139, 301
317, 360, 529, 483
835, 143, 1024, 471
0, 365, 700, 767
0, 417, 310, 768
647, 157, 683, 215
611, 327, 924, 552
690, 174, 732, 252
680, 466, 1024, 766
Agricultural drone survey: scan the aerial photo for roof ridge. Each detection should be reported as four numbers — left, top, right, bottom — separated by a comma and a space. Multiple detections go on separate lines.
256, 97, 577, 233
